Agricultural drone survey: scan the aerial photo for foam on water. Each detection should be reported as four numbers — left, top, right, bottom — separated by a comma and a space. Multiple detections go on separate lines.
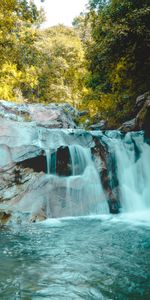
24, 129, 150, 219
101, 131, 150, 213
44, 143, 109, 217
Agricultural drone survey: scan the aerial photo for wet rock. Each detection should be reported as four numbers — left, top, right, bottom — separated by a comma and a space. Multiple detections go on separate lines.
119, 92, 150, 135
0, 209, 11, 225
0, 100, 77, 129
30, 209, 47, 223
89, 120, 107, 131
108, 199, 120, 214
134, 92, 150, 115
91, 136, 120, 213
136, 93, 150, 136
119, 118, 137, 133
92, 132, 123, 214
0, 100, 122, 219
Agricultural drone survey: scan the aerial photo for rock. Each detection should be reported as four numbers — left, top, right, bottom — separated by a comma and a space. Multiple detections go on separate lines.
0, 99, 122, 220
92, 136, 120, 212
0, 100, 77, 129
61, 103, 79, 116
136, 93, 150, 136
119, 92, 150, 135
30, 208, 47, 223
108, 199, 120, 214
0, 209, 11, 225
78, 110, 88, 117
119, 118, 137, 133
134, 92, 150, 115
89, 120, 108, 131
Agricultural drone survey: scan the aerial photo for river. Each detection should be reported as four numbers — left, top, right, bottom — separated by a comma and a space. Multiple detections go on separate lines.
0, 212, 149, 299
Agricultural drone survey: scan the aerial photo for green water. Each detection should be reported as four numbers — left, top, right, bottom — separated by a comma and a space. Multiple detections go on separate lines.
0, 214, 150, 300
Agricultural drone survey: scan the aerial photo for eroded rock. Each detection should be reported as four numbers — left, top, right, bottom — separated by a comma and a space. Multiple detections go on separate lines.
0, 100, 124, 222
119, 118, 137, 133
136, 93, 150, 136
0, 209, 11, 225
0, 100, 77, 129
119, 92, 150, 136
89, 120, 108, 131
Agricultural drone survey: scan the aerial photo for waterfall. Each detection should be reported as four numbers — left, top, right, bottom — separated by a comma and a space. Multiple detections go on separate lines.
45, 149, 51, 174
37, 129, 150, 217
44, 144, 109, 217
69, 144, 87, 175
100, 131, 150, 213
67, 145, 109, 215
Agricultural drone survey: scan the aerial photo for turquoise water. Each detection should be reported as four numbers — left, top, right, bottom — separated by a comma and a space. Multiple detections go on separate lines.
0, 214, 150, 300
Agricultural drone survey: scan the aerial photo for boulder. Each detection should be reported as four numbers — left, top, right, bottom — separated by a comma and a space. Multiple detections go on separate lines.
134, 92, 150, 115
136, 93, 150, 136
89, 120, 108, 131
119, 92, 150, 135
91, 135, 120, 213
119, 118, 137, 133
0, 100, 77, 129
0, 209, 11, 225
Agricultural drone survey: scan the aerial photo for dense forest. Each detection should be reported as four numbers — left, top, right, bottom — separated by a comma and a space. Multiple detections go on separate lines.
0, 0, 150, 127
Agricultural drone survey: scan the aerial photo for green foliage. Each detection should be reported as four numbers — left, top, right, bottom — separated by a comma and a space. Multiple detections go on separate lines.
0, 1, 88, 108
0, 62, 38, 101
84, 0, 150, 126
0, 0, 44, 102
1, 0, 149, 128
72, 14, 92, 44
34, 25, 88, 107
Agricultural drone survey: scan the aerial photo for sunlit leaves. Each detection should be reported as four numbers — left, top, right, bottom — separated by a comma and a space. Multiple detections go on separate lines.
35, 25, 88, 107
0, 63, 38, 101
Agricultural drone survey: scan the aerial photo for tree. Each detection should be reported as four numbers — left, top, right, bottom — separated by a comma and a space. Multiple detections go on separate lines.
0, 0, 44, 101
35, 25, 88, 107
0, 2, 88, 107
84, 0, 150, 126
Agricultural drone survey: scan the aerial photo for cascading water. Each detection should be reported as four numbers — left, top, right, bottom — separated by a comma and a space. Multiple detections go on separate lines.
1, 123, 150, 300
45, 149, 51, 174
98, 130, 150, 213
20, 128, 150, 218
67, 144, 109, 214
69, 144, 88, 175
45, 143, 109, 216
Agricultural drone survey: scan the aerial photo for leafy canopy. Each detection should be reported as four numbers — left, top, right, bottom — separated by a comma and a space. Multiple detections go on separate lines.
83, 0, 150, 126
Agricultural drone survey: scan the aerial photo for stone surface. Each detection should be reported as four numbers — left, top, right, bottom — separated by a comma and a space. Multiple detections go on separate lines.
0, 100, 125, 224
0, 101, 97, 222
91, 135, 120, 213
0, 209, 11, 225
136, 94, 150, 136
119, 118, 137, 133
134, 92, 150, 115
119, 92, 150, 135
89, 120, 108, 131
0, 100, 77, 129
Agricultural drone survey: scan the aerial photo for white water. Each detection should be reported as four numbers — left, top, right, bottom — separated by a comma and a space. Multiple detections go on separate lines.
39, 130, 150, 217
45, 144, 109, 216
45, 149, 51, 174
102, 131, 150, 213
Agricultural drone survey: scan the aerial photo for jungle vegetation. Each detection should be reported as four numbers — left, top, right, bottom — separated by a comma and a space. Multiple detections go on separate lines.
0, 0, 150, 127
